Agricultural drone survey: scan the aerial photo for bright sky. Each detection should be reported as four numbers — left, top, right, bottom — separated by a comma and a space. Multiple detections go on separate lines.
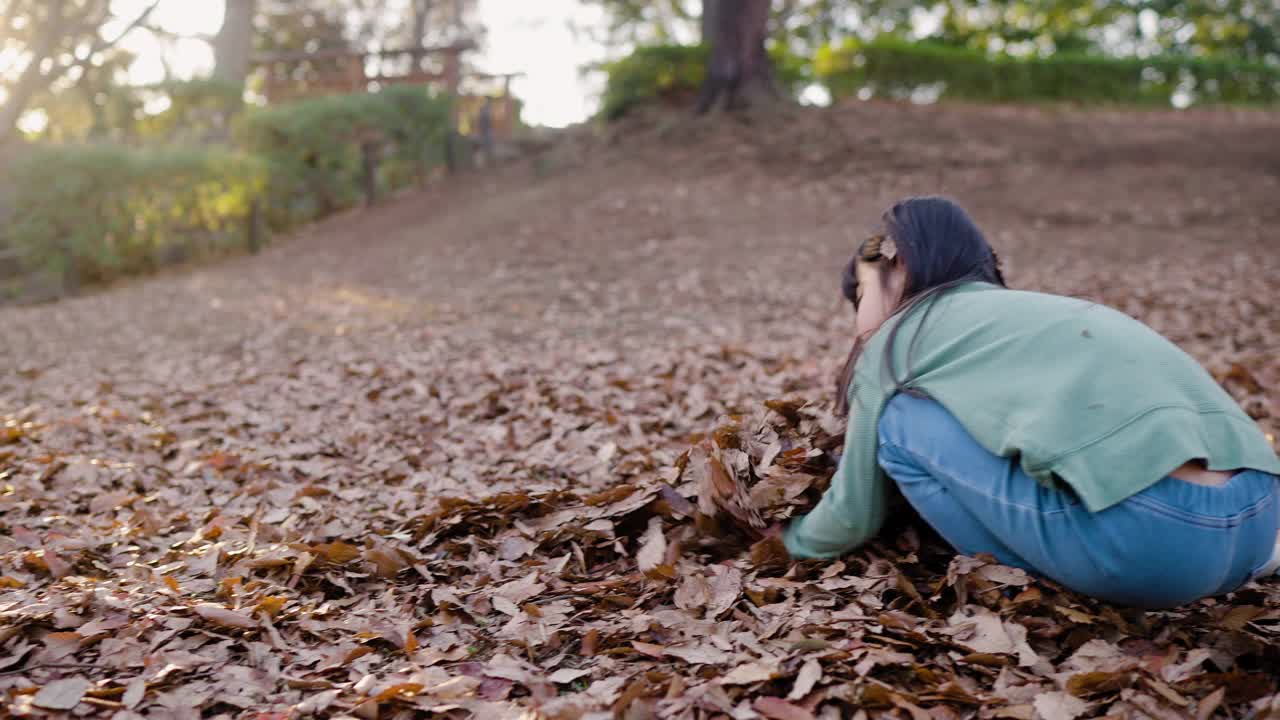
105, 0, 608, 128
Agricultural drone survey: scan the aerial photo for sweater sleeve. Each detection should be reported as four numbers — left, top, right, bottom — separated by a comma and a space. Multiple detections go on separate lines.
782, 378, 889, 559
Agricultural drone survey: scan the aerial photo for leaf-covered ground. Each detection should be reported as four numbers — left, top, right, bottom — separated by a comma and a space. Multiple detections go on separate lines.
2, 102, 1279, 719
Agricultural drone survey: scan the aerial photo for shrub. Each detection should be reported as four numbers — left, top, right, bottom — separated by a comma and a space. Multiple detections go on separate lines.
236, 86, 452, 226
816, 38, 1280, 106
4, 143, 266, 284
133, 78, 246, 142
600, 43, 811, 120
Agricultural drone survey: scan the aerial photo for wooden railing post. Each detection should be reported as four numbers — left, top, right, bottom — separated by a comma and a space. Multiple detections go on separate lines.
444, 47, 463, 175
60, 239, 79, 297
347, 54, 367, 94
361, 140, 379, 207
246, 199, 262, 254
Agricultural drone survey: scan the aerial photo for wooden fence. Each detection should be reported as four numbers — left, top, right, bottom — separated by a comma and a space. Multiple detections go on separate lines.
252, 44, 521, 141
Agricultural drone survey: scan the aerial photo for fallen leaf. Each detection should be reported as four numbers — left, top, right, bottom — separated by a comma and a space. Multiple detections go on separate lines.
947, 606, 1039, 667
1033, 691, 1090, 720
1197, 687, 1226, 720
1066, 670, 1132, 697
673, 573, 711, 610
632, 641, 666, 658
636, 517, 668, 578
312, 541, 361, 564
719, 661, 777, 685
549, 668, 592, 684
664, 643, 734, 665
707, 565, 743, 618
193, 603, 258, 629
41, 631, 82, 661
788, 659, 822, 700
122, 677, 146, 709
32, 677, 91, 710
754, 696, 815, 720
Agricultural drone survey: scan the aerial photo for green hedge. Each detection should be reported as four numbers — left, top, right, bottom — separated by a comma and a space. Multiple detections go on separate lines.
1, 85, 454, 295
600, 43, 810, 120
133, 78, 246, 142
816, 38, 1280, 106
236, 86, 452, 227
5, 143, 266, 284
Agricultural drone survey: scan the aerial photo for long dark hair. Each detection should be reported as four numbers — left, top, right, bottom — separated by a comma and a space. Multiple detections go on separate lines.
835, 196, 1006, 415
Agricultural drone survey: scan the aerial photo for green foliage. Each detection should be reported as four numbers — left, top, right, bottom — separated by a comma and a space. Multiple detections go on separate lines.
236, 86, 452, 226
600, 44, 709, 120
590, 0, 1280, 73
29, 78, 244, 144
1, 85, 453, 292
133, 79, 245, 142
599, 43, 810, 120
816, 38, 1280, 106
5, 143, 266, 283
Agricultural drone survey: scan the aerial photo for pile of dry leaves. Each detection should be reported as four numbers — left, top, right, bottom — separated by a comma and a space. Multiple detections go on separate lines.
3, 392, 1278, 719
2, 100, 1280, 718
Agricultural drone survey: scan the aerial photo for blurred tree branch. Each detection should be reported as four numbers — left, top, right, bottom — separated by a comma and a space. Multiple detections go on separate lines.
0, 0, 161, 142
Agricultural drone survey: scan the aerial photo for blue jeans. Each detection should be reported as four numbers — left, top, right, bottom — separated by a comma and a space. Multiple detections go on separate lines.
877, 393, 1279, 608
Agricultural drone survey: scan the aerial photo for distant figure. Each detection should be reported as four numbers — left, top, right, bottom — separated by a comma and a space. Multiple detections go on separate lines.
476, 96, 494, 168
782, 196, 1280, 608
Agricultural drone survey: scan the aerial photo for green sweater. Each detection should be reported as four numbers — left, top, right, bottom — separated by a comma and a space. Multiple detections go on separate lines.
784, 283, 1280, 559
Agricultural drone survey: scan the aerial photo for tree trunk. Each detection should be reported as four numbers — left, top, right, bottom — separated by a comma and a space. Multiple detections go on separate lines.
411, 0, 433, 47
695, 0, 777, 114
214, 0, 257, 90
701, 0, 721, 45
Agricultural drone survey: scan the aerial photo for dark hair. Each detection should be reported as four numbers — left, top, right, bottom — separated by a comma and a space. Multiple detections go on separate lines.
835, 196, 1006, 415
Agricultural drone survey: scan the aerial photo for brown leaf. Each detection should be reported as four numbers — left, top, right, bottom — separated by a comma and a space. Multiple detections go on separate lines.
204, 451, 240, 471
1219, 605, 1264, 631
707, 565, 742, 618
548, 668, 592, 684
631, 641, 666, 658
991, 705, 1035, 720
581, 629, 600, 657
788, 659, 822, 700
312, 541, 361, 564
373, 682, 424, 702
428, 676, 482, 699
753, 696, 815, 720
664, 643, 734, 665
365, 546, 408, 578
41, 631, 82, 661
946, 606, 1039, 667
193, 603, 258, 629
749, 535, 790, 571
494, 572, 546, 604
636, 517, 668, 579
1066, 670, 1133, 697
1144, 678, 1189, 708
255, 596, 287, 618
719, 661, 778, 685
32, 677, 90, 710
1033, 691, 1090, 720
122, 677, 146, 709
697, 448, 765, 530
1197, 687, 1225, 720
673, 573, 711, 610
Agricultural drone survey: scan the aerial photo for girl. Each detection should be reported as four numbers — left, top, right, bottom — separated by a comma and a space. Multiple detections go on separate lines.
783, 196, 1280, 608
